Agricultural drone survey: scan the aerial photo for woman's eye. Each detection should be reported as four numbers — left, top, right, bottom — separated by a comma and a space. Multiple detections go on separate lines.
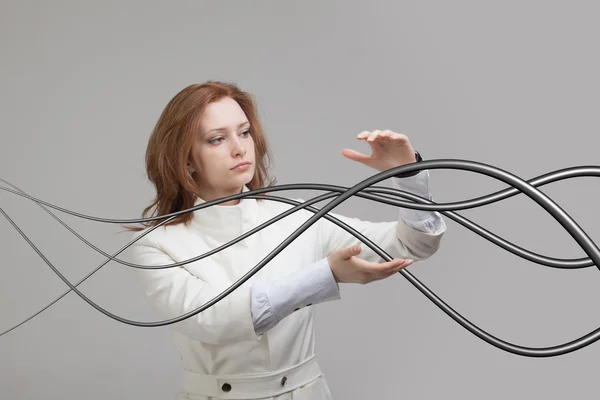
208, 130, 248, 144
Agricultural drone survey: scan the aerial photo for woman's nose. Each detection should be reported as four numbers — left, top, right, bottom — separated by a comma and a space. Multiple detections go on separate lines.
231, 138, 246, 157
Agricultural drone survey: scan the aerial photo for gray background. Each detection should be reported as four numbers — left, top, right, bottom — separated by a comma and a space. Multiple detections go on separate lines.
1, 1, 599, 399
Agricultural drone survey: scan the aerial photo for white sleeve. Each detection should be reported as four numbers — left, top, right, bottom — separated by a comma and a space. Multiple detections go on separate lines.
392, 170, 446, 235
131, 232, 261, 344
312, 174, 447, 262
251, 257, 340, 334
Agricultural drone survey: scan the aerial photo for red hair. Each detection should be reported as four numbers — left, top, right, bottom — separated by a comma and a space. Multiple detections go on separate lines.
125, 81, 276, 231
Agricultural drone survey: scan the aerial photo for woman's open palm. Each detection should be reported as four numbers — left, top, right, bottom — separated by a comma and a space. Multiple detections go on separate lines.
327, 244, 414, 284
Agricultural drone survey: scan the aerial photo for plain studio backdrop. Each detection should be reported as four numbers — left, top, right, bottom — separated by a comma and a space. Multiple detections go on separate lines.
1, 1, 599, 399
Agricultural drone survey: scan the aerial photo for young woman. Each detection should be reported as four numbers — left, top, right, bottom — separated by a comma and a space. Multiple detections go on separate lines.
129, 81, 447, 400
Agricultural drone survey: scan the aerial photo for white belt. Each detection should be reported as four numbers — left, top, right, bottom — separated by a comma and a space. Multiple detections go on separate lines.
181, 355, 323, 399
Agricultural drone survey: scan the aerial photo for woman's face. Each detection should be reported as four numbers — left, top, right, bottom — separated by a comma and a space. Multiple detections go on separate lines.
188, 96, 256, 203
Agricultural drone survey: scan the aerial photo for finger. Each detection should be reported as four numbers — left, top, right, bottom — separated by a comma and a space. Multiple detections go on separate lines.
340, 244, 362, 260
391, 258, 414, 271
389, 132, 409, 143
367, 130, 381, 142
373, 258, 413, 276
381, 130, 394, 138
357, 131, 370, 140
380, 262, 412, 279
341, 148, 371, 164
379, 258, 413, 273
353, 257, 411, 275
375, 260, 413, 280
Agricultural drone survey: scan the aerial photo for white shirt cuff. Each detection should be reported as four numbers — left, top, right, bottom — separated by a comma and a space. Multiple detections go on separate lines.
251, 257, 340, 334
392, 170, 445, 234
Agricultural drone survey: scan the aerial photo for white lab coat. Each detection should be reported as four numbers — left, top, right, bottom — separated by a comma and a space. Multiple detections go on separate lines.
130, 185, 446, 399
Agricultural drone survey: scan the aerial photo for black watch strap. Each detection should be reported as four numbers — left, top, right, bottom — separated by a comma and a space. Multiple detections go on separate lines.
393, 151, 423, 178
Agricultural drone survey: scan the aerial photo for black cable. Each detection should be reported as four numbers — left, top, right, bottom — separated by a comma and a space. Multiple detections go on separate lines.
1, 165, 597, 271
0, 159, 598, 357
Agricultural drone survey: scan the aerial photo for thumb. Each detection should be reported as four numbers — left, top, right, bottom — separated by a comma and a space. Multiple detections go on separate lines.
341, 148, 372, 165
342, 244, 362, 260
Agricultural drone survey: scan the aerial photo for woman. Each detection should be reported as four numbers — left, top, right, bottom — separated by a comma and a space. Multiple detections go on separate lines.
128, 81, 447, 400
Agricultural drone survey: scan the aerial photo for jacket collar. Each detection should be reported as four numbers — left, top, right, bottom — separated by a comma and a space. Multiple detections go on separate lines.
190, 185, 259, 238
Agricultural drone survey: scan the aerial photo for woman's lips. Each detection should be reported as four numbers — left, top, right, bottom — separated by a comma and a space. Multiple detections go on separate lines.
232, 162, 251, 171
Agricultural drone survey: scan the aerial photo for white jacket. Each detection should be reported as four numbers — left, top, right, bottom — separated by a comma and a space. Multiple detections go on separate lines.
130, 180, 446, 400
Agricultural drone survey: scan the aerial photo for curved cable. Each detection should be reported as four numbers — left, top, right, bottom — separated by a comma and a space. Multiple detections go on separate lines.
1, 166, 597, 270
2, 164, 599, 222
1, 159, 599, 357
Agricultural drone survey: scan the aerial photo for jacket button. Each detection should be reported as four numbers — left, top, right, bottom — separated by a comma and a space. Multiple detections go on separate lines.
221, 383, 232, 392
281, 376, 287, 386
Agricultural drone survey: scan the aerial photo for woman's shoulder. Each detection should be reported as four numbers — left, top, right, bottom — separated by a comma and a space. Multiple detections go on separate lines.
130, 220, 189, 247
258, 195, 312, 214
258, 196, 322, 230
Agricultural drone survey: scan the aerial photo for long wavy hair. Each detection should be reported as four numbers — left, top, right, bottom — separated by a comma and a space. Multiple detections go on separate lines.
125, 81, 276, 231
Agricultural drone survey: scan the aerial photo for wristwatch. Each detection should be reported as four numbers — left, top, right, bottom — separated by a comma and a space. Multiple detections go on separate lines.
393, 151, 423, 178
